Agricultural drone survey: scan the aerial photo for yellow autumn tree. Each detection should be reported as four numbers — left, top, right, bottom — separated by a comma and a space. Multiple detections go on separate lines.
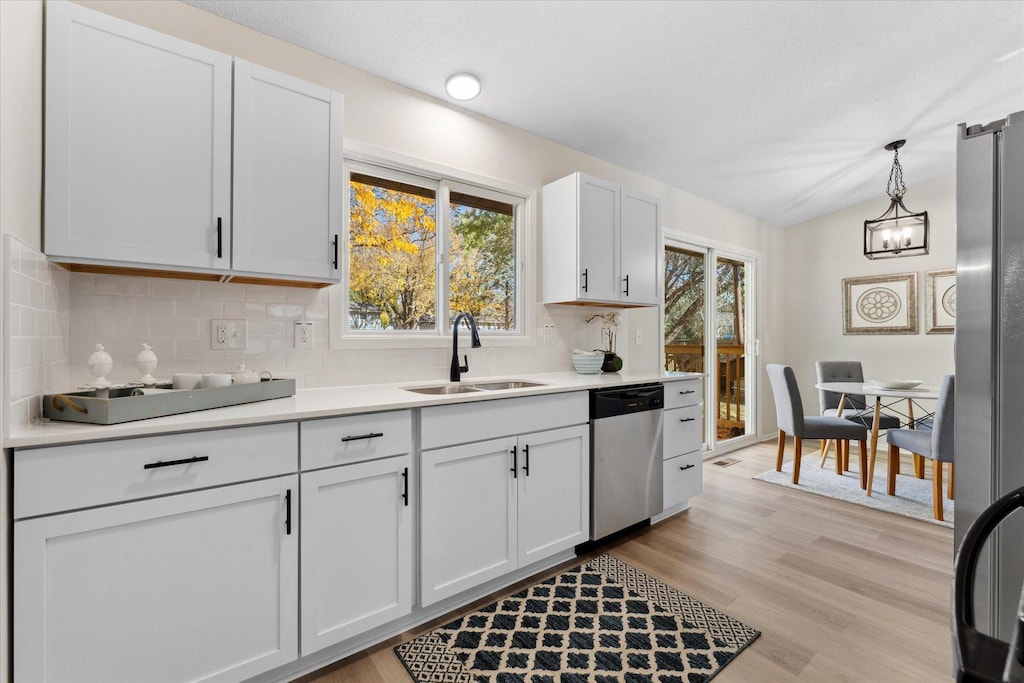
348, 180, 436, 330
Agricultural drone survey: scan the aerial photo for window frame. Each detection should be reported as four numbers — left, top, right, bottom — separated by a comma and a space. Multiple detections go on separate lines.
330, 148, 533, 349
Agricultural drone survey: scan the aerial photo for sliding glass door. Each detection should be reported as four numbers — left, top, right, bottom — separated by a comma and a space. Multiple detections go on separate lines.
664, 241, 756, 453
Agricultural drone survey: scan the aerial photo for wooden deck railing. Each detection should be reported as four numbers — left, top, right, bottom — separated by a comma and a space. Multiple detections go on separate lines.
665, 343, 746, 433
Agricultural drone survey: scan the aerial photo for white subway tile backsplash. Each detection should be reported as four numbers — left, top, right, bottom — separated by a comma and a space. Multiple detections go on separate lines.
148, 278, 201, 298
224, 301, 267, 319
267, 303, 305, 320
149, 317, 199, 339
246, 285, 288, 302
175, 298, 224, 319
200, 281, 247, 301
95, 275, 149, 296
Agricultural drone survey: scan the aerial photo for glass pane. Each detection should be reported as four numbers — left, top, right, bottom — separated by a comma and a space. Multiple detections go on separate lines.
716, 257, 748, 442
449, 191, 516, 331
348, 174, 437, 330
664, 246, 706, 444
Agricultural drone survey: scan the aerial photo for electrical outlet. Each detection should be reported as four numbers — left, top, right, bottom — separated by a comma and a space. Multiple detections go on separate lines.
294, 321, 314, 349
635, 329, 643, 346
542, 324, 555, 345
210, 320, 247, 350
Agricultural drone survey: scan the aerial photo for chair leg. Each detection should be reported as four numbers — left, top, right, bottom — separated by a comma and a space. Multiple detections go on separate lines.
842, 440, 850, 471
776, 430, 786, 471
858, 440, 868, 489
932, 459, 944, 521
793, 436, 803, 485
948, 462, 955, 500
834, 439, 843, 474
887, 444, 899, 496
914, 454, 925, 479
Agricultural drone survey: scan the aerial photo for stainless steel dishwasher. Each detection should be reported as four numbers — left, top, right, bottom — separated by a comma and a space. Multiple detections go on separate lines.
589, 383, 664, 541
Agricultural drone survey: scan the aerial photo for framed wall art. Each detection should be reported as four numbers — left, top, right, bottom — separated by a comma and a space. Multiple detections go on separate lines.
925, 269, 955, 334
842, 272, 918, 335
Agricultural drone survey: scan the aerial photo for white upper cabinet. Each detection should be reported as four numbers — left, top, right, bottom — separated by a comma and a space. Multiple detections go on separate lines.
232, 61, 343, 282
542, 172, 661, 307
44, 1, 233, 272
44, 2, 343, 285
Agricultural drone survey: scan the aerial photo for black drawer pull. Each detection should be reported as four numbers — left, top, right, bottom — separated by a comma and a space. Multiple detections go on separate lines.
679, 390, 696, 395
523, 444, 530, 476
679, 418, 696, 423
679, 464, 696, 471
510, 445, 518, 478
581, 268, 588, 292
341, 432, 384, 442
285, 489, 292, 535
401, 467, 409, 507
216, 217, 223, 259
622, 274, 629, 296
332, 234, 339, 269
143, 455, 209, 470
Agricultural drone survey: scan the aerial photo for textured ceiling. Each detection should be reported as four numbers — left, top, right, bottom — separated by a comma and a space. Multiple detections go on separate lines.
182, 0, 1024, 227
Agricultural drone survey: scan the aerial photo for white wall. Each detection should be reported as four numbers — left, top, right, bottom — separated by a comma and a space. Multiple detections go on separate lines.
782, 173, 956, 414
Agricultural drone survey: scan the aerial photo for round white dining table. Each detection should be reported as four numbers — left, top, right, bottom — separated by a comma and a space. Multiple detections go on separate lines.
814, 381, 940, 495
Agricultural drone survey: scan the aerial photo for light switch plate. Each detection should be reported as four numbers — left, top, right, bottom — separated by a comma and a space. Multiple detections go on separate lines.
211, 320, 247, 350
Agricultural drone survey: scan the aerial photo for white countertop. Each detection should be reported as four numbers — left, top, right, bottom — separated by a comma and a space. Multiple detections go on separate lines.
7, 371, 704, 449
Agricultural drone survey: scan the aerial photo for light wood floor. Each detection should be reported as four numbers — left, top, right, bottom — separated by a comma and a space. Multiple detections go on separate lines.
300, 439, 954, 683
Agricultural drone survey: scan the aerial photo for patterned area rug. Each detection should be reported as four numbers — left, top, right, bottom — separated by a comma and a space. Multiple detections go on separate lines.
395, 554, 759, 682
753, 457, 953, 528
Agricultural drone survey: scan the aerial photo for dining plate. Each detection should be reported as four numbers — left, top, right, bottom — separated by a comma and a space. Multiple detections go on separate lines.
866, 379, 923, 390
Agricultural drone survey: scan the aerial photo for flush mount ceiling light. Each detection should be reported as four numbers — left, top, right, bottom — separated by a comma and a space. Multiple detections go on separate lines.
445, 73, 481, 101
864, 139, 930, 259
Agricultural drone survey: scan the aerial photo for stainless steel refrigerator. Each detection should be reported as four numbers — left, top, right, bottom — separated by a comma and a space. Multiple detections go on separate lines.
955, 109, 1024, 642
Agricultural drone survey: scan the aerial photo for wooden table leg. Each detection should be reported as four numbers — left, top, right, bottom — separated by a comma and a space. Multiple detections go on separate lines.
821, 394, 847, 468
858, 440, 868, 489
907, 399, 915, 429
866, 397, 882, 497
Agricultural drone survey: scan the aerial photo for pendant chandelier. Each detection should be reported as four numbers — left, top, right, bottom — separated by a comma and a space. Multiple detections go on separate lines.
863, 139, 929, 259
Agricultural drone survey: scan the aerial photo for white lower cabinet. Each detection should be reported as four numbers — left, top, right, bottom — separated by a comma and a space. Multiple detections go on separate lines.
420, 424, 589, 607
300, 454, 413, 653
14, 476, 298, 683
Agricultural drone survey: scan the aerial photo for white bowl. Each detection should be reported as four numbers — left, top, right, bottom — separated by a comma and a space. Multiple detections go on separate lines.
866, 379, 923, 390
571, 352, 604, 375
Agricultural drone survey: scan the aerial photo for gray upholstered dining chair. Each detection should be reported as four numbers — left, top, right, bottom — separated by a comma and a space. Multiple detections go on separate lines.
816, 360, 900, 471
767, 364, 870, 486
881, 374, 955, 521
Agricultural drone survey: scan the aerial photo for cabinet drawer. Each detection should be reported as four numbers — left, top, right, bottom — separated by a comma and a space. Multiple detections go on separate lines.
15, 423, 297, 519
421, 392, 588, 450
664, 405, 702, 458
301, 410, 411, 470
664, 451, 702, 510
664, 379, 702, 410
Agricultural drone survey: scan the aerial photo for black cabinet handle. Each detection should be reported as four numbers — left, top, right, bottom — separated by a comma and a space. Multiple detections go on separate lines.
341, 432, 384, 442
216, 217, 223, 259
679, 390, 696, 395
581, 268, 588, 292
332, 235, 339, 269
523, 444, 530, 476
679, 464, 695, 471
679, 418, 696, 423
401, 467, 409, 507
510, 444, 518, 478
285, 488, 292, 535
623, 274, 629, 296
143, 455, 209, 470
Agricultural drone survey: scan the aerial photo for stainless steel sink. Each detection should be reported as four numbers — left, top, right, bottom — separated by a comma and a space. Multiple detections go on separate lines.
404, 385, 484, 395
468, 380, 549, 391
403, 380, 548, 395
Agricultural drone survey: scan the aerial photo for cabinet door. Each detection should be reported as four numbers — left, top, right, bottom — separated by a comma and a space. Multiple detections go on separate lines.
620, 189, 661, 305
517, 425, 589, 567
232, 61, 344, 281
300, 455, 412, 653
44, 1, 232, 271
421, 437, 517, 607
577, 174, 620, 302
15, 476, 298, 683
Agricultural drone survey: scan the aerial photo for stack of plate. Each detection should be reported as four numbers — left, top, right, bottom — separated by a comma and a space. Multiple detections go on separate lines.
571, 350, 605, 374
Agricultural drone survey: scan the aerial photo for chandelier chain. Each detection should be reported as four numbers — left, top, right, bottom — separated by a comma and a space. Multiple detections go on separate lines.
886, 148, 907, 200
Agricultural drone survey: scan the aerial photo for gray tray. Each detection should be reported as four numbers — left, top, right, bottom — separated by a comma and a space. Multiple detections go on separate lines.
42, 378, 296, 425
